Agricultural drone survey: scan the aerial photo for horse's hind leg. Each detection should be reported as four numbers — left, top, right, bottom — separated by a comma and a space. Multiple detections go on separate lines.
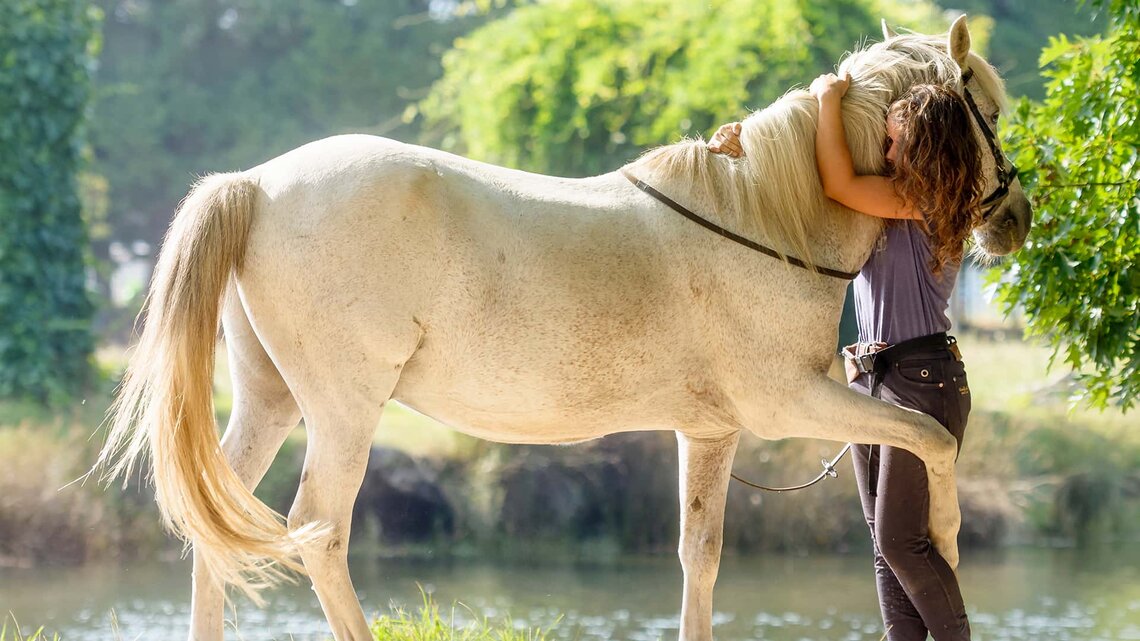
676, 431, 740, 641
288, 374, 397, 641
190, 294, 302, 641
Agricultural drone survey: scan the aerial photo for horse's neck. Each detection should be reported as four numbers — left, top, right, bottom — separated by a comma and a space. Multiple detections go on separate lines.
630, 160, 882, 277
813, 205, 885, 274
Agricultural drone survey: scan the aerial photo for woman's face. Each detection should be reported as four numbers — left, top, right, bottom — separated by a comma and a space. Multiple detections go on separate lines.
885, 116, 902, 166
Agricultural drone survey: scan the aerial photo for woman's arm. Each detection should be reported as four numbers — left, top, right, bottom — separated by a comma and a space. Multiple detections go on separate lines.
812, 73, 921, 220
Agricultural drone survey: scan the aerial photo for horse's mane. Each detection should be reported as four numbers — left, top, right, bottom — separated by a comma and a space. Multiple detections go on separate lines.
624, 30, 1006, 269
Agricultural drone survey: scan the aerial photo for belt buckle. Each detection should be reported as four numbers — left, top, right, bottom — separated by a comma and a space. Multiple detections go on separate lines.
948, 341, 963, 361
856, 353, 876, 374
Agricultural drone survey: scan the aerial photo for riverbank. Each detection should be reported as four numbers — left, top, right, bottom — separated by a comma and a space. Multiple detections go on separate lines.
0, 332, 1136, 567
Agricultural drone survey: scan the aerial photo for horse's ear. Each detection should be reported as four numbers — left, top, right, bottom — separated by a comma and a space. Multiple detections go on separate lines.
948, 14, 971, 69
881, 19, 897, 40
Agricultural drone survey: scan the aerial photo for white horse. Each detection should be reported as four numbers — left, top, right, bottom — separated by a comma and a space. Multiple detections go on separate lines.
99, 17, 1031, 641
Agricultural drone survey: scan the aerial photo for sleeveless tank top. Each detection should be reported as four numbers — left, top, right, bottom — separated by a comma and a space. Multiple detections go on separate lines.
853, 221, 958, 345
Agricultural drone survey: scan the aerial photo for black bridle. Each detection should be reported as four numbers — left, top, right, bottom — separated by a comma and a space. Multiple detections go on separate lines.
961, 68, 1020, 220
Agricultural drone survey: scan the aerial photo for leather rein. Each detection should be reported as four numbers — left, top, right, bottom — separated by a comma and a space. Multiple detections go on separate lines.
622, 168, 858, 492
621, 170, 859, 280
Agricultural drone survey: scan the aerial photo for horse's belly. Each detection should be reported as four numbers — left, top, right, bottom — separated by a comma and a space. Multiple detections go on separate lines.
391, 341, 684, 444
391, 395, 662, 445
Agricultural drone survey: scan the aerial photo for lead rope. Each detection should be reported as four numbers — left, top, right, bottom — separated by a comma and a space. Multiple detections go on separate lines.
730, 443, 852, 492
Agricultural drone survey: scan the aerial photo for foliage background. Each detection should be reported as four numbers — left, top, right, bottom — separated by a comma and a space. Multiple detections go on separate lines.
997, 0, 1140, 410
89, 0, 483, 263
0, 0, 100, 402
82, 0, 1107, 263
418, 0, 952, 176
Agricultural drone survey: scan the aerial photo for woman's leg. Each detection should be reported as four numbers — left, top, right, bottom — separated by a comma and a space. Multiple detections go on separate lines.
851, 358, 972, 641
872, 442, 969, 641
853, 441, 931, 641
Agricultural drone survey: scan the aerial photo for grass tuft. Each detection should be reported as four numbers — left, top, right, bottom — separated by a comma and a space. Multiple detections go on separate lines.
0, 616, 59, 641
371, 589, 557, 641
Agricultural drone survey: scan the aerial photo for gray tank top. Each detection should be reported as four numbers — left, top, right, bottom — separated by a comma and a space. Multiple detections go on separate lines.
853, 221, 958, 345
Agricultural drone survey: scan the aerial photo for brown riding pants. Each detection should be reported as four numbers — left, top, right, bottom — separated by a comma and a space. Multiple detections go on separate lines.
849, 348, 972, 641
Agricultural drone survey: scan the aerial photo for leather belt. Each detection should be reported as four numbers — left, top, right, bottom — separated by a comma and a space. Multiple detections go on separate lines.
845, 332, 959, 377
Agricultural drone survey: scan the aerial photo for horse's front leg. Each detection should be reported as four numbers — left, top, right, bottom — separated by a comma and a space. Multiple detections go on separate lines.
676, 431, 740, 641
769, 375, 962, 570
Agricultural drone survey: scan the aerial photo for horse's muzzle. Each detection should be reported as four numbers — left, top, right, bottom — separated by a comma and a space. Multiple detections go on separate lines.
973, 190, 1033, 256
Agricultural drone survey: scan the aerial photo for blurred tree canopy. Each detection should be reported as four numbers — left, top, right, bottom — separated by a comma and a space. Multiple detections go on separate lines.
90, 0, 483, 254
0, 0, 101, 402
998, 0, 1140, 410
75, 0, 1119, 379
417, 0, 953, 176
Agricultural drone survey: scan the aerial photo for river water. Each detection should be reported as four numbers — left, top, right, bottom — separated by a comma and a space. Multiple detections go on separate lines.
2, 546, 1137, 640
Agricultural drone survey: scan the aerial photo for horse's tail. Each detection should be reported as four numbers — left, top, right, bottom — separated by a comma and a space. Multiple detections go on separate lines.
97, 173, 316, 603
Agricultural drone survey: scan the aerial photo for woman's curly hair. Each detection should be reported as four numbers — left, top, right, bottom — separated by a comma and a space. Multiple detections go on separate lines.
887, 84, 984, 274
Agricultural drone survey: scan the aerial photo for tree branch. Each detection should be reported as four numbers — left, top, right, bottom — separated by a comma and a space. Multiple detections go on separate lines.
1037, 180, 1137, 198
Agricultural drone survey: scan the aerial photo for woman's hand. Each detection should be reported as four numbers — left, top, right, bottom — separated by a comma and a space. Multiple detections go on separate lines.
809, 72, 851, 102
707, 122, 744, 158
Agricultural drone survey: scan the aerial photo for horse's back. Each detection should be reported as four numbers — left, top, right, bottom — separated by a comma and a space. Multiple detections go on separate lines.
251, 134, 616, 212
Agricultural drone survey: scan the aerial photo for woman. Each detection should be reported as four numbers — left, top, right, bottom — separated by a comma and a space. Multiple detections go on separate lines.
709, 73, 981, 641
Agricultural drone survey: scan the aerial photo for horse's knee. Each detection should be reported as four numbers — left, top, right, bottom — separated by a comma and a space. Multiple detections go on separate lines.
288, 473, 355, 552
678, 530, 723, 573
919, 415, 958, 460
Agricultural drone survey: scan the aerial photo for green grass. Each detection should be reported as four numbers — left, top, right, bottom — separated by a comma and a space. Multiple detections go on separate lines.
74, 331, 1140, 461
0, 618, 59, 641
366, 331, 1139, 458
82, 343, 470, 458
371, 591, 557, 641
373, 403, 473, 458
210, 345, 470, 458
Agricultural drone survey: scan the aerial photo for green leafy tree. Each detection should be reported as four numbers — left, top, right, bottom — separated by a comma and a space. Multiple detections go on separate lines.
0, 0, 101, 402
417, 0, 951, 176
998, 0, 1140, 409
